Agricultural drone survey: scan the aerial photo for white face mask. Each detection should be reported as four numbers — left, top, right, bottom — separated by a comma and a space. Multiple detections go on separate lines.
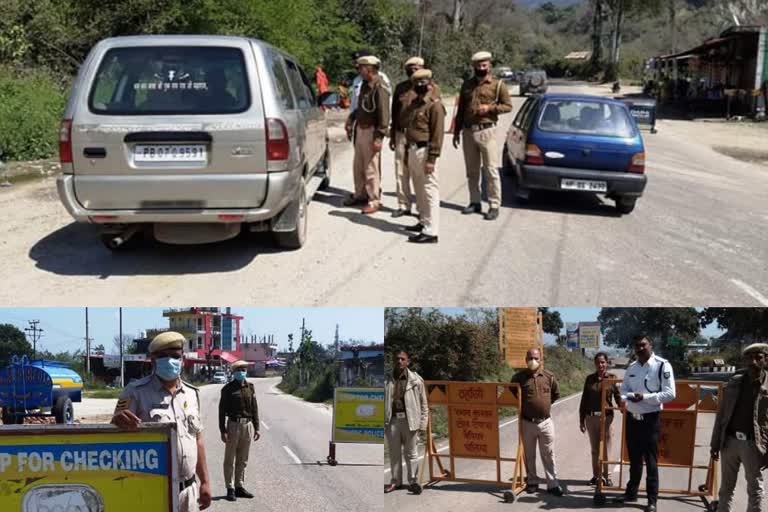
527, 359, 540, 371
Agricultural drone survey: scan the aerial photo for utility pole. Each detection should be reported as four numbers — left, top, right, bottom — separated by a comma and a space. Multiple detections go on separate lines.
119, 307, 124, 388
85, 307, 91, 375
25, 320, 43, 359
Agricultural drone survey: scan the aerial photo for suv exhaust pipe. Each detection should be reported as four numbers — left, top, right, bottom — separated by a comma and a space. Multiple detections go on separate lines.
101, 225, 141, 250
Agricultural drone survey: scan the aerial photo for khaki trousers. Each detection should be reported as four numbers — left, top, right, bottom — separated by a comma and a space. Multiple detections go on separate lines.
353, 125, 381, 204
717, 436, 765, 512
179, 481, 199, 512
388, 416, 420, 486
408, 147, 440, 236
223, 420, 254, 489
586, 414, 613, 479
461, 127, 501, 208
521, 418, 560, 489
394, 131, 413, 210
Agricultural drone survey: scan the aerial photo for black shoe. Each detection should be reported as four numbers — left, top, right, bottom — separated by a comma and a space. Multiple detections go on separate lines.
484, 208, 499, 220
408, 483, 422, 495
525, 483, 539, 494
614, 493, 638, 503
589, 477, 598, 486
235, 487, 254, 498
604, 478, 614, 487
404, 223, 423, 232
548, 486, 564, 497
408, 233, 438, 244
342, 195, 366, 207
225, 488, 236, 501
646, 504, 657, 512
392, 209, 411, 218
461, 203, 481, 214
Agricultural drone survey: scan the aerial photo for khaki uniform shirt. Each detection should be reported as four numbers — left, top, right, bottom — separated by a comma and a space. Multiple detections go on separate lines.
579, 372, 622, 423
510, 368, 560, 420
114, 374, 202, 480
391, 80, 442, 138
351, 75, 390, 141
453, 74, 512, 136
218, 380, 259, 434
404, 96, 446, 164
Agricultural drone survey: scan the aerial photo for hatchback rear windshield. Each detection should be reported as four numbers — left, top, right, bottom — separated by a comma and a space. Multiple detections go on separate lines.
537, 100, 635, 138
89, 46, 250, 115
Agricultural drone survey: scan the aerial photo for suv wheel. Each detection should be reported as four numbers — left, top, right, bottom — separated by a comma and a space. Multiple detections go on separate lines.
615, 197, 637, 214
274, 178, 308, 250
319, 146, 331, 191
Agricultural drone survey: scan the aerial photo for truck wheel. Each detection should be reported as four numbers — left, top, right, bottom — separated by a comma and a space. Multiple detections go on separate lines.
319, 147, 331, 191
615, 197, 637, 214
53, 396, 74, 424
503, 491, 516, 503
274, 178, 308, 250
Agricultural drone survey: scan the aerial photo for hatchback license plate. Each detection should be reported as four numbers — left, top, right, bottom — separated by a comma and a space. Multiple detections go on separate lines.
134, 144, 207, 162
561, 179, 607, 192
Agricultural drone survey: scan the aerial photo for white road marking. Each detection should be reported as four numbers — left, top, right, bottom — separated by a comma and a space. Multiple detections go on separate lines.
283, 445, 302, 465
731, 279, 768, 306
261, 420, 270, 431
385, 392, 584, 473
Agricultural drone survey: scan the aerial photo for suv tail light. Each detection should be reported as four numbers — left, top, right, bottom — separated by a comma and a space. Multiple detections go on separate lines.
59, 119, 73, 164
524, 144, 544, 165
266, 118, 289, 161
629, 152, 645, 173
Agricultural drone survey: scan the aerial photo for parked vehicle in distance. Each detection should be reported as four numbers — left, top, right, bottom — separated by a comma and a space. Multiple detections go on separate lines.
503, 94, 647, 214
57, 35, 331, 251
519, 69, 548, 96
212, 371, 227, 384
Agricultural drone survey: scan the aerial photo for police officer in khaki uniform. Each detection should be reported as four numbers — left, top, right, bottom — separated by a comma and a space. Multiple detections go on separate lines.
219, 360, 261, 502
401, 69, 445, 244
390, 57, 442, 218
112, 332, 212, 511
711, 343, 768, 512
344, 54, 390, 215
452, 51, 513, 220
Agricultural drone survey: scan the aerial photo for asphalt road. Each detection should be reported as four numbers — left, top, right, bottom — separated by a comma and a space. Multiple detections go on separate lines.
1, 81, 767, 306
384, 369, 748, 512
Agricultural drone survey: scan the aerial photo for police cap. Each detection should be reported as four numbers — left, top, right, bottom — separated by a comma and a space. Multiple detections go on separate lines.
357, 55, 381, 67
148, 331, 185, 354
231, 360, 249, 371
743, 343, 768, 356
410, 69, 433, 82
471, 51, 493, 63
404, 56, 425, 68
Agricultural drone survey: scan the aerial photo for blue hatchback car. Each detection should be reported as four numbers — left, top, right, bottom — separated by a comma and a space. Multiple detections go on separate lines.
503, 94, 647, 214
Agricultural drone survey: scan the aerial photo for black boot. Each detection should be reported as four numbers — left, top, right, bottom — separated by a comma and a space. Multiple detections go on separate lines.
226, 488, 236, 501
235, 487, 254, 498
461, 203, 482, 215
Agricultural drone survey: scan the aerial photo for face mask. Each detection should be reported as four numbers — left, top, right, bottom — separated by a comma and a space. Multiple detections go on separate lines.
233, 371, 247, 382
414, 84, 429, 95
527, 359, 540, 371
475, 68, 489, 77
155, 357, 182, 381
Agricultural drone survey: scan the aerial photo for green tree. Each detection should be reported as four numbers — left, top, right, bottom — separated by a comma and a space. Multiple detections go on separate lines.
0, 324, 33, 368
700, 308, 768, 344
539, 307, 563, 336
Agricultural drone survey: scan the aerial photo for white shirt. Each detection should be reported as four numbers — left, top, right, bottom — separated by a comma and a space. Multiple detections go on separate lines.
620, 353, 676, 415
350, 71, 391, 114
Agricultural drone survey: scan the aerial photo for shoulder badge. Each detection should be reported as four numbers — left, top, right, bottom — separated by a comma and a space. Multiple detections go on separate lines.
663, 371, 671, 379
115, 397, 132, 411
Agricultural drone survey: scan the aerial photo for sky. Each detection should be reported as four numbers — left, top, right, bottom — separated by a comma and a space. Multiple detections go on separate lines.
0, 308, 384, 355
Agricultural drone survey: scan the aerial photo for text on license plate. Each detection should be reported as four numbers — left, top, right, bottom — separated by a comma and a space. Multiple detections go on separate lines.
134, 144, 207, 162
561, 179, 607, 192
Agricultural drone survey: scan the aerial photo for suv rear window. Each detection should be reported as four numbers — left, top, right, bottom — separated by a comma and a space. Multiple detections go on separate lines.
89, 46, 250, 115
537, 100, 635, 138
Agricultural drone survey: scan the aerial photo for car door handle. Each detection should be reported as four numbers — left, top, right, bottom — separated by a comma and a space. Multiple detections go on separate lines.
83, 147, 107, 158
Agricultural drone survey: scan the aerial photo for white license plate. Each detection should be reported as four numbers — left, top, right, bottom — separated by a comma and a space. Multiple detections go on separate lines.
134, 144, 207, 162
561, 179, 607, 192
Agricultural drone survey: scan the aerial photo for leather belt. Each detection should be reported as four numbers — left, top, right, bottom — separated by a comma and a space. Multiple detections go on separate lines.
469, 122, 496, 132
587, 411, 603, 417
523, 416, 550, 424
179, 475, 196, 492
356, 122, 374, 129
229, 416, 251, 424
408, 141, 428, 149
629, 411, 660, 421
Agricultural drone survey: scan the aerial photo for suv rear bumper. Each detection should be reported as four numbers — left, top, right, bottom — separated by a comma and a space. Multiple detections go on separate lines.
521, 164, 647, 196
57, 171, 298, 223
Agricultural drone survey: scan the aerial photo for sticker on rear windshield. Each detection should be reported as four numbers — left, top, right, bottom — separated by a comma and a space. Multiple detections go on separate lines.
133, 69, 208, 91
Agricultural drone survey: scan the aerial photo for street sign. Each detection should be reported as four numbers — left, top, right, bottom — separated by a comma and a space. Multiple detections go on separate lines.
499, 308, 542, 368
579, 322, 601, 349
566, 322, 579, 350
0, 424, 178, 512
331, 387, 384, 444
447, 383, 499, 459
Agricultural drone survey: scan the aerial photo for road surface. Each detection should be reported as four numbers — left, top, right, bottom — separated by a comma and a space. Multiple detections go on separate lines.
71, 378, 382, 511
385, 370, 748, 512
1, 81, 767, 306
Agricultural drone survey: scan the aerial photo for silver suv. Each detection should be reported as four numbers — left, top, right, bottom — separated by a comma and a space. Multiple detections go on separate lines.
57, 35, 330, 250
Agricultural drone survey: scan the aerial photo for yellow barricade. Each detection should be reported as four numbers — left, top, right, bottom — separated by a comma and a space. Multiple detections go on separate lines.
421, 381, 526, 504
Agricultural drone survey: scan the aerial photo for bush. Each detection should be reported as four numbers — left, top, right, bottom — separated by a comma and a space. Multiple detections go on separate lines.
0, 66, 66, 161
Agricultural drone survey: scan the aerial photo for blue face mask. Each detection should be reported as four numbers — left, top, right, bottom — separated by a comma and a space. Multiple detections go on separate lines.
155, 357, 182, 381
233, 371, 247, 382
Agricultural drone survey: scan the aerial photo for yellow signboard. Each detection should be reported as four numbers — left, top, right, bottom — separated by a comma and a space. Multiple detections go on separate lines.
332, 387, 384, 444
0, 424, 176, 512
499, 308, 542, 368
579, 322, 601, 349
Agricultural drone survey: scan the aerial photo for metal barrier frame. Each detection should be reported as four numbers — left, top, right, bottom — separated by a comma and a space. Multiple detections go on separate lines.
594, 379, 723, 511
420, 381, 526, 504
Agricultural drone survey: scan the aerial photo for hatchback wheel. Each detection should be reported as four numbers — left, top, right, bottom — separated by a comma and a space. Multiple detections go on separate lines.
274, 178, 308, 250
615, 196, 637, 214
